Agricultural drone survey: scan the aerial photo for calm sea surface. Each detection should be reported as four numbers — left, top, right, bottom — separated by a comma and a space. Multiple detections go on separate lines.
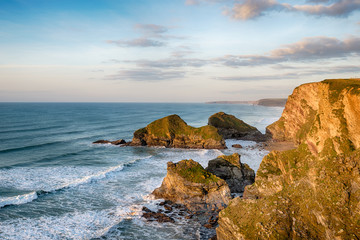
0, 103, 283, 239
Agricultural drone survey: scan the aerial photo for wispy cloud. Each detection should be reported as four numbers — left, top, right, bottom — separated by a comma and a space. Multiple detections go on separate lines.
107, 23, 176, 48
217, 36, 360, 66
192, 0, 360, 20
107, 38, 165, 47
105, 69, 185, 81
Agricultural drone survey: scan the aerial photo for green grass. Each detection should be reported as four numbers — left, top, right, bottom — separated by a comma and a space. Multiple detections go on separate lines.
173, 159, 221, 184
208, 112, 258, 132
140, 114, 223, 141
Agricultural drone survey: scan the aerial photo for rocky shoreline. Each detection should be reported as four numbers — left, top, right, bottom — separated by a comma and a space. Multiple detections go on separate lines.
94, 79, 360, 240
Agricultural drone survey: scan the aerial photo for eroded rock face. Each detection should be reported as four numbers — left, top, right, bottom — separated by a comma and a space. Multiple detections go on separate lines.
152, 159, 231, 211
206, 153, 255, 193
208, 112, 266, 141
217, 79, 360, 240
266, 79, 360, 155
131, 114, 226, 149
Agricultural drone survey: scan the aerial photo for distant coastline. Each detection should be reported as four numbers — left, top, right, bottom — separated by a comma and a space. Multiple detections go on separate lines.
205, 98, 287, 107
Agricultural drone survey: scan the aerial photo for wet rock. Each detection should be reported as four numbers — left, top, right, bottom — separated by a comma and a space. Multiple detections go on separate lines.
232, 144, 243, 148
93, 139, 126, 145
142, 207, 175, 223
93, 139, 111, 144
110, 139, 126, 145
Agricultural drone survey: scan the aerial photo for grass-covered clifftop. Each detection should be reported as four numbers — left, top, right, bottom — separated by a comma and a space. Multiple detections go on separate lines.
132, 114, 226, 149
217, 79, 360, 240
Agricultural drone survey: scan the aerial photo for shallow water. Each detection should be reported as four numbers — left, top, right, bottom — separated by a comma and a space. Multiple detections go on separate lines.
0, 103, 283, 239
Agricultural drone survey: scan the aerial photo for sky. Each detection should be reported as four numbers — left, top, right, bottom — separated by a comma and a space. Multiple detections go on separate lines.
1, 0, 360, 102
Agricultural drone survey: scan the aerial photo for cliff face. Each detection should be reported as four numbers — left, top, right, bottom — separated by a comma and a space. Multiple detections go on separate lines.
131, 114, 226, 149
266, 79, 360, 155
152, 160, 231, 211
217, 79, 360, 240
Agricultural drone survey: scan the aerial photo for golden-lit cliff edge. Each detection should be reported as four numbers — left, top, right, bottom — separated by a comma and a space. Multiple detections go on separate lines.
217, 79, 360, 240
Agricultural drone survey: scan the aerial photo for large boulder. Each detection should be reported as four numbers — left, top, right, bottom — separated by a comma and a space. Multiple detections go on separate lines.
216, 79, 360, 240
206, 153, 255, 193
131, 114, 226, 149
152, 159, 231, 211
208, 112, 266, 141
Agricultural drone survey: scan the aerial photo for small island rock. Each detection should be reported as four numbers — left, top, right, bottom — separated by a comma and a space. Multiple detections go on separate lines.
152, 159, 231, 211
131, 114, 226, 149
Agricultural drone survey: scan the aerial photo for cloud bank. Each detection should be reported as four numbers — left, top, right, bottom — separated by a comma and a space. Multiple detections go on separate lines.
218, 36, 360, 66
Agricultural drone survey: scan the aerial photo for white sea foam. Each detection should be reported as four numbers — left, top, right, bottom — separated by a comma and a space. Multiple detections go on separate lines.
0, 191, 38, 208
0, 156, 152, 208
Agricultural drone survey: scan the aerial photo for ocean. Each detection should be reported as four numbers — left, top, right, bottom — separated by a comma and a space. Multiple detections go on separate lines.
0, 103, 283, 240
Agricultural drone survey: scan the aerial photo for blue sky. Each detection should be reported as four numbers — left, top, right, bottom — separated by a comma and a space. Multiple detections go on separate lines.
1, 0, 360, 102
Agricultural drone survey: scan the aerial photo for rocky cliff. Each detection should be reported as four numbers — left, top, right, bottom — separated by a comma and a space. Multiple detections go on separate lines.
131, 114, 226, 149
208, 112, 265, 141
152, 159, 231, 211
217, 79, 360, 239
266, 79, 360, 155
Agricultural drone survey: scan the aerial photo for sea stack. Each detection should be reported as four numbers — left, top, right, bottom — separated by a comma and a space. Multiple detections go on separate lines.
130, 114, 227, 149
152, 159, 231, 211
216, 79, 360, 240
208, 112, 266, 141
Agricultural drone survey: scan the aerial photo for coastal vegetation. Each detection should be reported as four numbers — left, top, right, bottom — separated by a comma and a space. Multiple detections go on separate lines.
131, 114, 226, 149
217, 79, 360, 239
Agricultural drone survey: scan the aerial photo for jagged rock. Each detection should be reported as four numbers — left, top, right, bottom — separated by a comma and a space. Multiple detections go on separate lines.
231, 144, 243, 148
93, 139, 111, 144
111, 139, 126, 145
216, 79, 360, 240
208, 112, 266, 141
131, 114, 226, 149
206, 153, 255, 193
142, 207, 175, 223
93, 139, 126, 145
152, 159, 231, 211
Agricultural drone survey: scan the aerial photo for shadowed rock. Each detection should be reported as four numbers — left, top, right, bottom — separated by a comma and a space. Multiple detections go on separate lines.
208, 112, 266, 141
206, 153, 255, 193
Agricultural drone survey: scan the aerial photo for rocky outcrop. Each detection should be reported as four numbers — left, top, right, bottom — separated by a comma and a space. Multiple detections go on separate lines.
93, 139, 126, 145
131, 114, 226, 149
217, 79, 360, 240
206, 153, 255, 193
152, 159, 231, 211
266, 79, 360, 155
208, 112, 266, 141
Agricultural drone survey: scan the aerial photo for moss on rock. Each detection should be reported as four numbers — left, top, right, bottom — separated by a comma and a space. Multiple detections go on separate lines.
208, 112, 266, 141
153, 159, 231, 210
131, 114, 226, 149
